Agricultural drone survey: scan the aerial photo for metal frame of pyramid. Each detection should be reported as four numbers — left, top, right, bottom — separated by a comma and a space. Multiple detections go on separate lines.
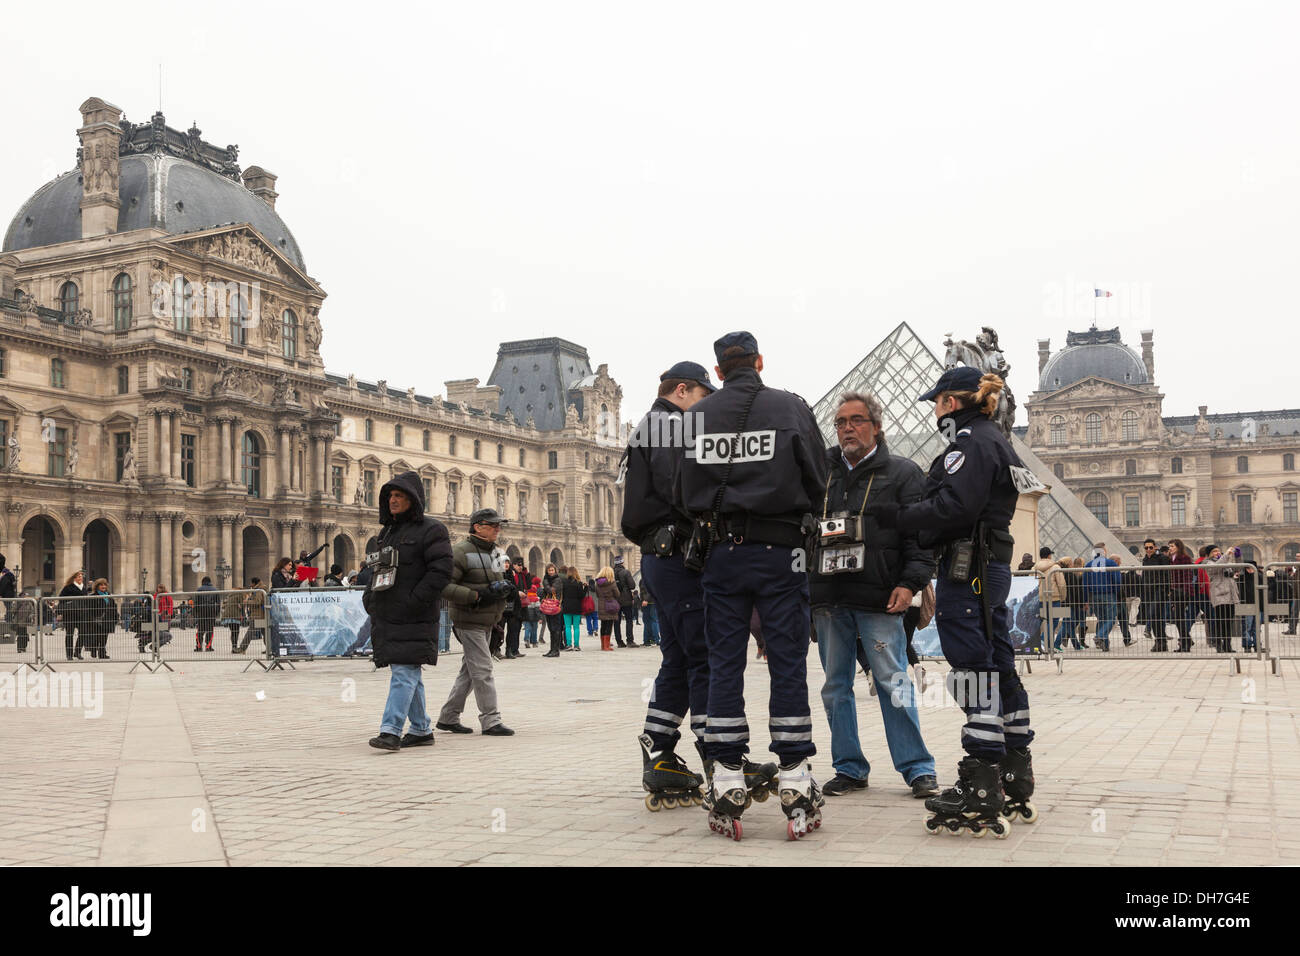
813, 321, 1133, 562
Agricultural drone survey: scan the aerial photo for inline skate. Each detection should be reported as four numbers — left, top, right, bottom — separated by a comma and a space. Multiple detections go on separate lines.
705, 761, 749, 841
923, 755, 1011, 838
777, 760, 825, 841
639, 733, 704, 811
1000, 746, 1037, 823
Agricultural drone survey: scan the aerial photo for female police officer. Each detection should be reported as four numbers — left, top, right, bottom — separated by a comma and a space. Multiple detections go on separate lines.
869, 366, 1036, 836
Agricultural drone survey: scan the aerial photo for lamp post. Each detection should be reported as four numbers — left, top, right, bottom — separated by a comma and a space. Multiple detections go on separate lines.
215, 559, 232, 590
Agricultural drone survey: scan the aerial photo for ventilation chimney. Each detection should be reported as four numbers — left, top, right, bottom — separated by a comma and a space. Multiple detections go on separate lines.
1140, 329, 1155, 382
242, 166, 279, 208
1037, 339, 1051, 376
77, 97, 124, 238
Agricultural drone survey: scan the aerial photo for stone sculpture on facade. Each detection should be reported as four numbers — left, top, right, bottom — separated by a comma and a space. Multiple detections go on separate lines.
942, 325, 1016, 438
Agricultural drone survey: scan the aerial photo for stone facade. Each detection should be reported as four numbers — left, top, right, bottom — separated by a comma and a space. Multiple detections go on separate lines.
0, 97, 635, 595
1023, 327, 1300, 563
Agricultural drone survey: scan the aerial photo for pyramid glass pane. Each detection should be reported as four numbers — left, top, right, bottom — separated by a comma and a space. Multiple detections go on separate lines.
813, 321, 1119, 556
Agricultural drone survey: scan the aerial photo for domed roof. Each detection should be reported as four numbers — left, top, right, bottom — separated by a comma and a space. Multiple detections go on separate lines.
4, 152, 305, 272
1039, 327, 1148, 392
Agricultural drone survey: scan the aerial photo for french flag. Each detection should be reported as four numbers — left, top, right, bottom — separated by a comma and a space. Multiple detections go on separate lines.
1094, 288, 1113, 297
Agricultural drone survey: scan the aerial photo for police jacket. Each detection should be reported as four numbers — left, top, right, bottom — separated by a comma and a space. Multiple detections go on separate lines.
621, 397, 692, 545
810, 440, 934, 612
676, 367, 828, 523
361, 470, 455, 666
893, 406, 1022, 549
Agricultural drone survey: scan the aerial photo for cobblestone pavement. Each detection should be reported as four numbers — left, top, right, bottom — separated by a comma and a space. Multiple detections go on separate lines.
2, 647, 1297, 866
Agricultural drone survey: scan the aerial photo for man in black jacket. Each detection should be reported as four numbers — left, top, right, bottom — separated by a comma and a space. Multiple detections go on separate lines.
363, 471, 455, 751
613, 555, 640, 647
193, 576, 221, 652
502, 557, 530, 659
812, 392, 938, 798
1139, 538, 1171, 651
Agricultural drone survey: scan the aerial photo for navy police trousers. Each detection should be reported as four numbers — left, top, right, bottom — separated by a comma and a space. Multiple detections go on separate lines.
701, 541, 815, 763
639, 552, 709, 751
935, 558, 1033, 759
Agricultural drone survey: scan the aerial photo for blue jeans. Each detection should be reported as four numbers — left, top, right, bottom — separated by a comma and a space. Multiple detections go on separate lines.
380, 663, 431, 737
642, 604, 660, 645
523, 619, 538, 645
1240, 615, 1257, 650
814, 607, 935, 784
1093, 594, 1117, 648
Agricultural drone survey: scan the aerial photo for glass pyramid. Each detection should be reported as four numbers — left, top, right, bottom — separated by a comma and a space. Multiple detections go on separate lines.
812, 321, 1112, 560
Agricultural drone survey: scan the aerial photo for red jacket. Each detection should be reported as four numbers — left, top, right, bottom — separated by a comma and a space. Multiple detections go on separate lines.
156, 593, 174, 619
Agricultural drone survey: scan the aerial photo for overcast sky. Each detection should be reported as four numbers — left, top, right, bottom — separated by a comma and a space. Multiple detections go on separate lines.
4, 1, 1297, 425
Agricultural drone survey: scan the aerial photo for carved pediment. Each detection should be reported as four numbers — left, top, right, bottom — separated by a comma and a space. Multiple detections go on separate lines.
37, 404, 83, 423
0, 395, 29, 415
1043, 376, 1150, 402
169, 226, 305, 286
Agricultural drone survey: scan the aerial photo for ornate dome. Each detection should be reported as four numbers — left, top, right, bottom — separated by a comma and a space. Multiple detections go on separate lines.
4, 116, 305, 271
1038, 327, 1148, 392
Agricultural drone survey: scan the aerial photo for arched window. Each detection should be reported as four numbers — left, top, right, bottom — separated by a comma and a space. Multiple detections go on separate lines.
1283, 543, 1300, 562
1237, 455, 1249, 474
112, 273, 132, 330
1121, 410, 1138, 441
229, 290, 247, 345
1085, 413, 1102, 445
1085, 491, 1109, 526
1125, 458, 1137, 476
1053, 462, 1064, 480
59, 281, 79, 316
1171, 456, 1183, 474
241, 432, 262, 497
281, 309, 298, 359
172, 275, 190, 332
1049, 416, 1066, 445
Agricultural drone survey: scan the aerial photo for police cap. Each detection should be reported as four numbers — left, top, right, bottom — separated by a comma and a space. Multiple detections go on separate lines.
919, 365, 984, 402
713, 331, 759, 365
469, 508, 508, 528
660, 360, 716, 393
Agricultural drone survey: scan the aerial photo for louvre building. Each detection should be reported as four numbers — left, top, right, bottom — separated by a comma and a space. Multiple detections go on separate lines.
0, 97, 634, 595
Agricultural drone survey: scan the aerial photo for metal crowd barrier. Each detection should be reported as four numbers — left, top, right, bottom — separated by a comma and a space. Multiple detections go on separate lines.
155, 588, 271, 671
1262, 562, 1299, 670
21, 585, 463, 673
0, 596, 42, 673
36, 593, 158, 672
1043, 560, 1266, 671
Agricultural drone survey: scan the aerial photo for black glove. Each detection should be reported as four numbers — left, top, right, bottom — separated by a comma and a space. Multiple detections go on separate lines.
486, 579, 515, 599
867, 502, 901, 530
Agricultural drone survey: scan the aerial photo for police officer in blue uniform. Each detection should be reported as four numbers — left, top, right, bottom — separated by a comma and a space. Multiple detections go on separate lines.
621, 360, 717, 809
676, 332, 830, 840
870, 366, 1037, 834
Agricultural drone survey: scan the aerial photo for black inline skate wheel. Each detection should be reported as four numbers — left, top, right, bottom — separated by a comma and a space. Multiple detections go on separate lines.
970, 823, 987, 838
645, 793, 661, 812
924, 817, 942, 835
991, 816, 1011, 838
1018, 803, 1038, 824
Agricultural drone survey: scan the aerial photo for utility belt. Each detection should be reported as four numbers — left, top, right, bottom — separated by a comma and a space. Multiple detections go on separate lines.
939, 525, 1014, 582
716, 512, 809, 548
640, 521, 693, 557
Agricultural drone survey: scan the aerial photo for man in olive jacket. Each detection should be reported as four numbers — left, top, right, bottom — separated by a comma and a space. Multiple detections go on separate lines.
364, 471, 454, 751
435, 508, 516, 736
